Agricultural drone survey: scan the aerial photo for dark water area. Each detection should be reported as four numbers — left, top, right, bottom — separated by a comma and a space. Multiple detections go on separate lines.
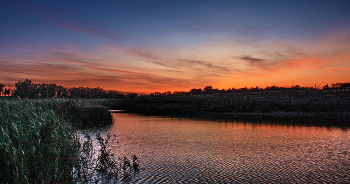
86, 113, 350, 183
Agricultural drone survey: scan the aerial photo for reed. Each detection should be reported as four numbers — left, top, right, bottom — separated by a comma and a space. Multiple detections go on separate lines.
65, 105, 113, 126
0, 99, 75, 183
0, 98, 138, 183
73, 132, 141, 183
15, 98, 114, 126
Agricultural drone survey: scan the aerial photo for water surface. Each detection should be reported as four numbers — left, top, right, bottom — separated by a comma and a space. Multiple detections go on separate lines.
105, 113, 349, 183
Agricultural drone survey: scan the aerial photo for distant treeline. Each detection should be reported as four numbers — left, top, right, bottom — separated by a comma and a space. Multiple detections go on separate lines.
1, 79, 349, 98
150, 83, 350, 96
0, 79, 138, 98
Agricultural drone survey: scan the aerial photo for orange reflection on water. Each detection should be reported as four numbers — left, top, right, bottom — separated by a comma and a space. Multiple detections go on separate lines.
108, 113, 350, 183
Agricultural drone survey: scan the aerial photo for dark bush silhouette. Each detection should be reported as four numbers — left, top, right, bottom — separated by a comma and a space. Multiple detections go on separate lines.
8, 79, 137, 98
13, 79, 38, 98
0, 83, 4, 96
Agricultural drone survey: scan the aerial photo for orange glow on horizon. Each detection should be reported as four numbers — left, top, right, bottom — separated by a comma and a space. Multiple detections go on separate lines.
1, 29, 350, 94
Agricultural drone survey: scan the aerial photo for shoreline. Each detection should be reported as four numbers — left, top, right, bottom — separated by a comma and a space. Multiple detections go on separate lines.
117, 109, 350, 127
112, 91, 350, 127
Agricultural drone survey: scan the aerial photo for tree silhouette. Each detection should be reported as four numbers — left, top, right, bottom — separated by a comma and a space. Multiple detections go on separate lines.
13, 79, 38, 98
38, 83, 49, 97
3, 88, 11, 96
68, 87, 86, 98
0, 83, 4, 96
1, 79, 134, 98
126, 93, 138, 98
189, 88, 202, 95
56, 85, 67, 98
47, 84, 58, 97
203, 86, 213, 94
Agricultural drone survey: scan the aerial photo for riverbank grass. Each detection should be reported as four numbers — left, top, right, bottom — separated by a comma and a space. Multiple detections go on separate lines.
0, 99, 75, 183
62, 100, 113, 125
0, 98, 115, 183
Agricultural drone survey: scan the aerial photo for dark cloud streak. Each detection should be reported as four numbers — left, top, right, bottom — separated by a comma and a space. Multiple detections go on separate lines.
180, 59, 232, 74
237, 55, 283, 70
240, 56, 265, 63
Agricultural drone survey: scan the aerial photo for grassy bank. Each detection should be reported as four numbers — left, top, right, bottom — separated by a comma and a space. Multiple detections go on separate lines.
60, 100, 113, 126
0, 99, 75, 183
0, 98, 114, 183
113, 91, 350, 126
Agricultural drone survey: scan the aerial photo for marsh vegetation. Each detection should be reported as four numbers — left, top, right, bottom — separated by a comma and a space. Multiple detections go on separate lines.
0, 98, 137, 183
73, 132, 141, 183
0, 99, 75, 183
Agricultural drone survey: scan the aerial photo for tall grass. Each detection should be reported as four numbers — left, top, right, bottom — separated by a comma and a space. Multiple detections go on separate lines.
61, 100, 113, 126
0, 99, 75, 183
0, 98, 116, 183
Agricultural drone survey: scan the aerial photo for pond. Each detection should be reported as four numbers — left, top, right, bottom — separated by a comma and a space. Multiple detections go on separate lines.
82, 113, 350, 183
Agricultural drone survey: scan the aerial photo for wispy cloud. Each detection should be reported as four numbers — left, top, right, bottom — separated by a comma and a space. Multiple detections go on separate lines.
180, 59, 232, 74
58, 23, 119, 41
0, 45, 213, 93
240, 56, 265, 63
14, 2, 120, 40
236, 55, 282, 71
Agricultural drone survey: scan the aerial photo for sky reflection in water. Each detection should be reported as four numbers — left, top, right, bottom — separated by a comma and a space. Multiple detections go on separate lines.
107, 113, 349, 183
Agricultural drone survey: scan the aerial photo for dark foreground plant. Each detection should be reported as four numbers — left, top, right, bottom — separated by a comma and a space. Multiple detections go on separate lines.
73, 132, 141, 183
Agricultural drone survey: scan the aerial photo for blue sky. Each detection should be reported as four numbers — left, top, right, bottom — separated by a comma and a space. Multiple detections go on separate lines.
1, 0, 350, 93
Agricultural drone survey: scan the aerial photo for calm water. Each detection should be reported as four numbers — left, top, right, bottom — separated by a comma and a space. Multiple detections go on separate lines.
88, 113, 350, 183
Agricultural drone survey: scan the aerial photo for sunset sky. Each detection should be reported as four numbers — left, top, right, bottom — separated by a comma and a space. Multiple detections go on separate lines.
1, 0, 350, 94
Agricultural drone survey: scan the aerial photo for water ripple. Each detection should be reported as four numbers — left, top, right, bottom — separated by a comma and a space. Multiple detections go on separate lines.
104, 113, 350, 183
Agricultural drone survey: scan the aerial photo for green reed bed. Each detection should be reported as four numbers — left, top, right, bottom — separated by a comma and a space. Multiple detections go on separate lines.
0, 99, 75, 183
0, 98, 116, 183
61, 100, 113, 126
